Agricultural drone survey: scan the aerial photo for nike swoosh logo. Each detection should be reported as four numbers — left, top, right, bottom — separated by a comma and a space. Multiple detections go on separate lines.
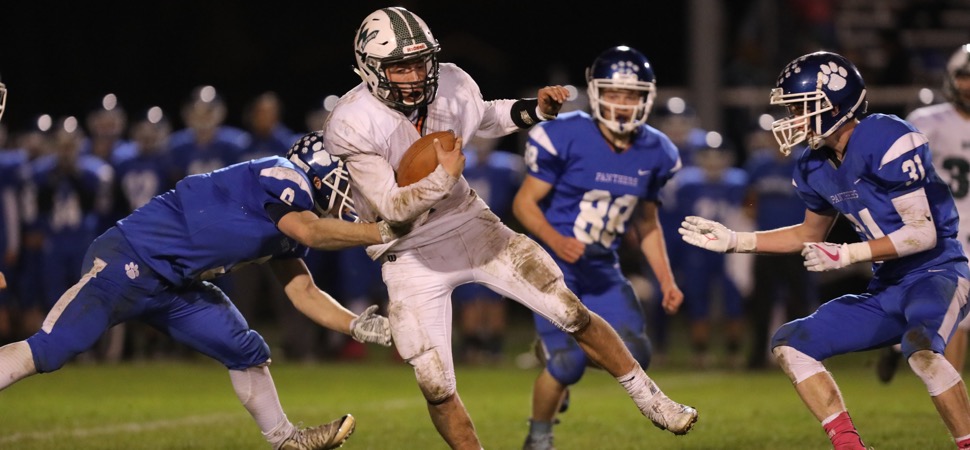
638, 169, 650, 176
814, 245, 840, 261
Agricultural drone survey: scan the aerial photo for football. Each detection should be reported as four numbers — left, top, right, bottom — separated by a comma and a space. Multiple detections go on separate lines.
396, 130, 456, 186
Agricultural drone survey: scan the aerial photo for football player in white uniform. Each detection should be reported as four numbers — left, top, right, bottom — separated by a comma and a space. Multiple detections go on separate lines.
878, 44, 970, 383
323, 7, 698, 449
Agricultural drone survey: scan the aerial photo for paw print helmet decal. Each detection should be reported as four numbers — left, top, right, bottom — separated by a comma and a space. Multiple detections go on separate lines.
768, 51, 867, 155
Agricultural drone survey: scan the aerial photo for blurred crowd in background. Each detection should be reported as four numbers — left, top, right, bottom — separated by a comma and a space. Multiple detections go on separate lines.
0, 0, 968, 370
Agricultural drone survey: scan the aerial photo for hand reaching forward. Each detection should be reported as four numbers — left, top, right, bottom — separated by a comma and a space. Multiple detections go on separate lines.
678, 216, 738, 253
349, 305, 392, 346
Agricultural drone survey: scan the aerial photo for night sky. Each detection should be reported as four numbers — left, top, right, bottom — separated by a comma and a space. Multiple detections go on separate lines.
0, 1, 693, 134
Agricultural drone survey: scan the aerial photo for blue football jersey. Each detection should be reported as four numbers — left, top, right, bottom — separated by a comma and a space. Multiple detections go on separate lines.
116, 156, 313, 286
792, 114, 964, 281
524, 111, 681, 252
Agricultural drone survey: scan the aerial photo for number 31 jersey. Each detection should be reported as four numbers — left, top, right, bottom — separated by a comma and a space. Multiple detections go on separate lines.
907, 102, 970, 256
524, 111, 681, 254
792, 113, 963, 283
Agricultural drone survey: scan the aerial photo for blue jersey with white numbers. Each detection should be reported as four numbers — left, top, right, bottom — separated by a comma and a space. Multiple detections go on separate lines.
116, 156, 312, 286
525, 111, 681, 253
793, 113, 965, 282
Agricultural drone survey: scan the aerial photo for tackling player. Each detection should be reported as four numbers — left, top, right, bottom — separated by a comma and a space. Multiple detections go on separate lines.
324, 8, 697, 449
0, 131, 399, 450
679, 51, 970, 449
878, 43, 970, 383
512, 46, 686, 450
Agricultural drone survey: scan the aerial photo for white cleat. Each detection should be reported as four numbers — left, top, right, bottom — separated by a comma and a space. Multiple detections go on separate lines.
644, 395, 698, 435
280, 414, 356, 450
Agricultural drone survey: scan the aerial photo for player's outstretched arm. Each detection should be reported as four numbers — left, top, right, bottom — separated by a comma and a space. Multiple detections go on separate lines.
0, 271, 6, 290
277, 210, 391, 250
269, 258, 391, 346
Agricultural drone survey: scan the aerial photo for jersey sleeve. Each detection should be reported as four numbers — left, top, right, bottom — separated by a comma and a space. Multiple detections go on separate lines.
523, 123, 566, 184
646, 134, 683, 201
872, 130, 932, 196
792, 155, 831, 213
256, 162, 315, 213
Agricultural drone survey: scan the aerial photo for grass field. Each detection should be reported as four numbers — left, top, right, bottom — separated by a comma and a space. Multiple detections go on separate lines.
0, 346, 957, 450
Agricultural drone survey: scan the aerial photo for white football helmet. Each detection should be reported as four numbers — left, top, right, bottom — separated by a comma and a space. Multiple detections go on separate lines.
354, 7, 440, 111
945, 44, 970, 114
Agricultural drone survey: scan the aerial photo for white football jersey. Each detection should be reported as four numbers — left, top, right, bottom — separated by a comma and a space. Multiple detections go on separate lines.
325, 63, 522, 258
907, 102, 970, 254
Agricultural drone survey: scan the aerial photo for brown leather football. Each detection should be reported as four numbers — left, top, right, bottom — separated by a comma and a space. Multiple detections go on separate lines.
396, 130, 456, 186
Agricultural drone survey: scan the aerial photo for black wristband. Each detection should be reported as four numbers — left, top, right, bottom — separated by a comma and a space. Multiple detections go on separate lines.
510, 98, 542, 128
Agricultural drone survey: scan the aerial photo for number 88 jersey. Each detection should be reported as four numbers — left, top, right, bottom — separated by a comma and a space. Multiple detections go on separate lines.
907, 102, 970, 256
523, 110, 681, 253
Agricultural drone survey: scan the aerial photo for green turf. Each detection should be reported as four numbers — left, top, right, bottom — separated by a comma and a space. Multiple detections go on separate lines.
0, 350, 956, 450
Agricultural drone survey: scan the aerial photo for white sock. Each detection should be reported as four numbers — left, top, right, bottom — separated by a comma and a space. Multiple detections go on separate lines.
229, 365, 295, 448
616, 363, 661, 412
0, 341, 37, 390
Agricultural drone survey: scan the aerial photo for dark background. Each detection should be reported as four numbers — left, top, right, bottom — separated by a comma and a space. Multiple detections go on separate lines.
0, 1, 696, 134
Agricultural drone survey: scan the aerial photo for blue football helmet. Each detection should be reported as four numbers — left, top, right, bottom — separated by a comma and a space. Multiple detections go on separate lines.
945, 44, 970, 114
286, 131, 358, 222
770, 51, 867, 155
354, 7, 440, 112
586, 46, 657, 134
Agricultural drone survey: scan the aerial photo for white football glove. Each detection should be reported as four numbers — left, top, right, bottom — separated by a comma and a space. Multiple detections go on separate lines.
800, 241, 874, 272
679, 216, 739, 253
349, 305, 392, 347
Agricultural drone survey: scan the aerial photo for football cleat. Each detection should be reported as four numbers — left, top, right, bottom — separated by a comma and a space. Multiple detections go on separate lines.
644, 394, 698, 435
280, 414, 356, 450
522, 432, 555, 450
